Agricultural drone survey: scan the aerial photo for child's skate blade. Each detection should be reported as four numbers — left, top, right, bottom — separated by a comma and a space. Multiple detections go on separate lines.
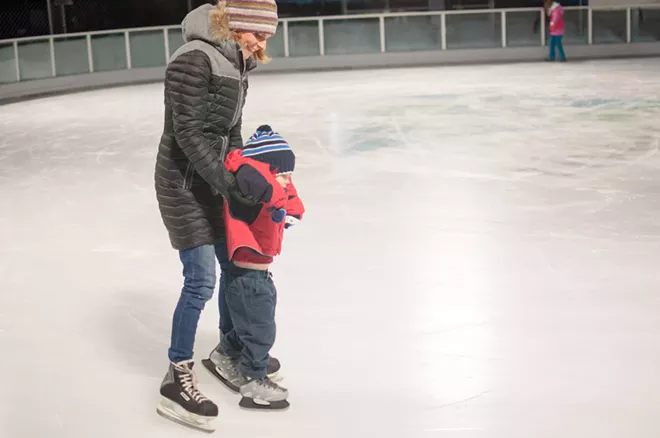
156, 397, 215, 433
201, 358, 240, 393
239, 397, 290, 411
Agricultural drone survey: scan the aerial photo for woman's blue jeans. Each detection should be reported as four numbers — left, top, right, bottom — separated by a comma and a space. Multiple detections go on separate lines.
168, 237, 233, 363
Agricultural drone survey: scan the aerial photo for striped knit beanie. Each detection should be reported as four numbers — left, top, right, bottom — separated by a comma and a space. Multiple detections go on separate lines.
242, 125, 295, 175
225, 0, 279, 37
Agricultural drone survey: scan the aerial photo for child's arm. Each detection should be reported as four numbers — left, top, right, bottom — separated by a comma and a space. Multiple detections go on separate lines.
235, 164, 274, 204
226, 150, 287, 210
284, 179, 305, 228
231, 161, 288, 224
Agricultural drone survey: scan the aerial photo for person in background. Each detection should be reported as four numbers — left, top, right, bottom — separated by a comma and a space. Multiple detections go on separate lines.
547, 1, 567, 62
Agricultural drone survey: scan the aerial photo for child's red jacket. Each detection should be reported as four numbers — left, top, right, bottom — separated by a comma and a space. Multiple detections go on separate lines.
223, 150, 305, 261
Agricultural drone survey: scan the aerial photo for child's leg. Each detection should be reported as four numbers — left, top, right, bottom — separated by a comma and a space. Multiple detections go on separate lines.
557, 35, 567, 61
225, 267, 288, 409
226, 267, 277, 379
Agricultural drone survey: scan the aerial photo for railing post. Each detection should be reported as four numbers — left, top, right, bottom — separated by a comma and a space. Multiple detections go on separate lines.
379, 15, 386, 53
59, 4, 67, 33
13, 41, 20, 82
49, 37, 56, 76
441, 13, 447, 50
540, 8, 546, 46
283, 20, 290, 57
501, 10, 506, 48
46, 0, 54, 35
86, 34, 94, 73
318, 19, 325, 56
626, 8, 632, 43
588, 7, 593, 45
164, 28, 170, 62
125, 31, 132, 68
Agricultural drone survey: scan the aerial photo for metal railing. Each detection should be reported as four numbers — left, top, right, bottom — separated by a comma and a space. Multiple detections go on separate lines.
1, 5, 659, 84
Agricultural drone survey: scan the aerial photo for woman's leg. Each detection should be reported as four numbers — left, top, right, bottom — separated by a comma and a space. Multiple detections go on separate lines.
168, 244, 217, 363
214, 237, 234, 336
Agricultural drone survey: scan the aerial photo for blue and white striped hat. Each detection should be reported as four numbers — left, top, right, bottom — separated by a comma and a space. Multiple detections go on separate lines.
242, 125, 295, 175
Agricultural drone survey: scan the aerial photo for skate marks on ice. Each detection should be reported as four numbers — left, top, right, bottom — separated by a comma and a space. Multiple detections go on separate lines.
101, 289, 173, 376
2, 59, 660, 438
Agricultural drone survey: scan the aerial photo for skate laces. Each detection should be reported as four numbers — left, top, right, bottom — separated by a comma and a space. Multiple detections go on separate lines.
221, 354, 239, 375
257, 377, 280, 391
177, 366, 209, 403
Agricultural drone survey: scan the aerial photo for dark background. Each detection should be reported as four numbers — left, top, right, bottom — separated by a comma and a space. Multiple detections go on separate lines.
0, 0, 588, 40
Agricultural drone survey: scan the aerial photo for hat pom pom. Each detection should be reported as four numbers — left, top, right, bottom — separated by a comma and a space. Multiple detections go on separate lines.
256, 124, 272, 134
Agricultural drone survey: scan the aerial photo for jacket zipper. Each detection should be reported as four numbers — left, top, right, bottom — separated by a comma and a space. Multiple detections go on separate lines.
228, 52, 245, 131
219, 136, 228, 162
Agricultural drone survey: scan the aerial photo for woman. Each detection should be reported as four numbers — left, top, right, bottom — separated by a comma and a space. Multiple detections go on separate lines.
154, 0, 278, 432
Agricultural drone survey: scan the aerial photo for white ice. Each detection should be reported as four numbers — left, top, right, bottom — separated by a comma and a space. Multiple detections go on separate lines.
1, 58, 660, 438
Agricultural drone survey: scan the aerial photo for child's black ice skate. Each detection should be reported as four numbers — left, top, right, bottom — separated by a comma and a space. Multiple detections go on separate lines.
156, 360, 218, 433
239, 376, 290, 411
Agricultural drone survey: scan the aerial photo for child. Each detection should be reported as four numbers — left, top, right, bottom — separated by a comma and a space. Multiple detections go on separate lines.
202, 125, 304, 410
547, 1, 567, 62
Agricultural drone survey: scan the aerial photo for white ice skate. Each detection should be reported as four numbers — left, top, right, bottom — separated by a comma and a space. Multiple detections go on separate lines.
239, 376, 290, 411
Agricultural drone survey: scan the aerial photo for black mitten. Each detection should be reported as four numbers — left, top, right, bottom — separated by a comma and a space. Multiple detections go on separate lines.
235, 164, 274, 204
226, 180, 260, 208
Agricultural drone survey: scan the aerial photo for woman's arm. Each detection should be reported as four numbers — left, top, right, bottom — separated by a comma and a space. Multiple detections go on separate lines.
167, 50, 236, 198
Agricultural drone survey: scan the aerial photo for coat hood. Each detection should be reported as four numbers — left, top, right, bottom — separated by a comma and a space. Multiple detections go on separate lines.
183, 4, 236, 44
183, 4, 217, 44
181, 3, 257, 71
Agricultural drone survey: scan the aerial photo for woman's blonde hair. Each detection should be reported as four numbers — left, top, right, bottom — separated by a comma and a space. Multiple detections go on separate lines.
210, 1, 272, 64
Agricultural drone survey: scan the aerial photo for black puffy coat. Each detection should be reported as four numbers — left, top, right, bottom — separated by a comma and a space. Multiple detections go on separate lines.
155, 4, 256, 251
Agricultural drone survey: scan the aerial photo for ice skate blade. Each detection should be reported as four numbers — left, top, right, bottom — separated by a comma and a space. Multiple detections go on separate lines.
239, 397, 290, 411
202, 358, 240, 394
156, 397, 216, 434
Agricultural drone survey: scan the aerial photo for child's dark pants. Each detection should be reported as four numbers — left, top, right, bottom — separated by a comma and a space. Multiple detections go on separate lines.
220, 265, 277, 379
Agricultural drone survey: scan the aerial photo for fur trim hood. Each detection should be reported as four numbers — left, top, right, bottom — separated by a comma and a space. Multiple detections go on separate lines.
181, 3, 255, 71
182, 4, 232, 44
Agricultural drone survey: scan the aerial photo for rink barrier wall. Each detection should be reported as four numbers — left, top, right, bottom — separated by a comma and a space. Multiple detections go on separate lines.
1, 5, 660, 103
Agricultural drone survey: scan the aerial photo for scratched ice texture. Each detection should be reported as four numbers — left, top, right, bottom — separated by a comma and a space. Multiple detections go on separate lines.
1, 58, 660, 438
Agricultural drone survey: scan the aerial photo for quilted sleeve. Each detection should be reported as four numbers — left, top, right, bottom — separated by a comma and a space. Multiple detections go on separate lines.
167, 50, 235, 198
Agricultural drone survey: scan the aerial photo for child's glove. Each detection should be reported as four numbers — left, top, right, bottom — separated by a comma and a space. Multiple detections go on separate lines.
268, 207, 286, 223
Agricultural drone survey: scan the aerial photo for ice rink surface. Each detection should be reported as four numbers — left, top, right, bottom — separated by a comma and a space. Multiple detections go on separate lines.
1, 58, 660, 438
